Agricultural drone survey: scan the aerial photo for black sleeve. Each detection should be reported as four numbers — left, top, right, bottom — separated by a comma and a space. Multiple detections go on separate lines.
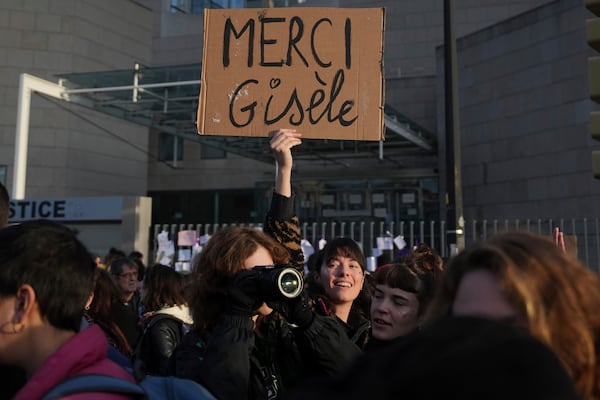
293, 314, 361, 376
146, 318, 181, 376
174, 315, 255, 400
170, 331, 204, 381
264, 192, 304, 271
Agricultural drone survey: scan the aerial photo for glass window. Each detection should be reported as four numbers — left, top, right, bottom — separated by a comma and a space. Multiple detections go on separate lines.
177, 0, 288, 14
170, 0, 192, 13
191, 0, 205, 13
159, 133, 184, 162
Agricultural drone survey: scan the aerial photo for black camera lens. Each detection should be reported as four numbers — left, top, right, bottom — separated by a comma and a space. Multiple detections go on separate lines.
252, 264, 304, 299
277, 268, 303, 298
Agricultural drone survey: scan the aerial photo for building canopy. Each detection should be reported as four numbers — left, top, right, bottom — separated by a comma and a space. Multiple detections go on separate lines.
57, 63, 437, 180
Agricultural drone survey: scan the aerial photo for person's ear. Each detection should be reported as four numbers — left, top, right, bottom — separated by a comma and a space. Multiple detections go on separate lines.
13, 285, 37, 327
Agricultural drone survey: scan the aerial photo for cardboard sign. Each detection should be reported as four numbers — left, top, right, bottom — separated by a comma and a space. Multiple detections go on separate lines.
198, 7, 385, 141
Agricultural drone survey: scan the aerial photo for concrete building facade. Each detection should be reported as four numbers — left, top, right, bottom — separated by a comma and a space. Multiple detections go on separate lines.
2, 0, 599, 257
447, 0, 600, 220
0, 1, 154, 198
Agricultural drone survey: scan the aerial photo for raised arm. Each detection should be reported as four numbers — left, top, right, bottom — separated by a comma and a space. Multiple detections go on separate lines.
263, 129, 304, 271
270, 128, 302, 197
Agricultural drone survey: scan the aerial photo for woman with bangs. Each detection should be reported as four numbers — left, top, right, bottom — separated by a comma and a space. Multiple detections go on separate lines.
366, 262, 437, 352
307, 237, 372, 348
365, 244, 443, 351
170, 129, 361, 400
426, 231, 600, 400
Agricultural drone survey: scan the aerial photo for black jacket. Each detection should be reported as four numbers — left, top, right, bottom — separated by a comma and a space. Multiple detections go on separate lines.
337, 311, 370, 349
110, 299, 141, 350
309, 286, 371, 350
137, 314, 190, 376
171, 312, 360, 400
289, 316, 579, 400
363, 328, 420, 353
170, 192, 361, 399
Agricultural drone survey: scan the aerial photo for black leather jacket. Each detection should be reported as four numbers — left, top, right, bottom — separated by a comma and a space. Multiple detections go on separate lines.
137, 314, 188, 376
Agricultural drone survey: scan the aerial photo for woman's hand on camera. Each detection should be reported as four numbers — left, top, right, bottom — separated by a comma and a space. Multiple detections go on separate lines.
268, 290, 314, 329
226, 270, 263, 316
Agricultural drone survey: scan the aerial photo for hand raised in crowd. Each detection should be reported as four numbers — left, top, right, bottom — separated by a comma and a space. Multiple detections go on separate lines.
269, 129, 302, 197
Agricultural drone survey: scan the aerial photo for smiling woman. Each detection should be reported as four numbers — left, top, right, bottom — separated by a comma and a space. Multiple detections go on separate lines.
306, 236, 371, 349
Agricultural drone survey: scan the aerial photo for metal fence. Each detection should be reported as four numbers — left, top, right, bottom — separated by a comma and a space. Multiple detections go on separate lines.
151, 217, 600, 274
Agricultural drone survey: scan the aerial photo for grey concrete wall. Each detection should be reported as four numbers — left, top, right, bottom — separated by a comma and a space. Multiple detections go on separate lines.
343, 0, 551, 124
0, 0, 153, 198
447, 0, 600, 220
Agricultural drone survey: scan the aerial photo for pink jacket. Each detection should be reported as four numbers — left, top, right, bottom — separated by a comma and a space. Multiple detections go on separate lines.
13, 324, 136, 400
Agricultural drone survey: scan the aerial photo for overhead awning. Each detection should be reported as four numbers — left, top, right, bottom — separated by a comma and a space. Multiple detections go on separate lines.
56, 63, 437, 176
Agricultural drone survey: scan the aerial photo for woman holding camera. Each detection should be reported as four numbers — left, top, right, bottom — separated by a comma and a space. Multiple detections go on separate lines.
170, 129, 360, 400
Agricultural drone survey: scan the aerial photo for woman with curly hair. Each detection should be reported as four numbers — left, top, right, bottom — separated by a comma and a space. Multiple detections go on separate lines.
170, 129, 360, 400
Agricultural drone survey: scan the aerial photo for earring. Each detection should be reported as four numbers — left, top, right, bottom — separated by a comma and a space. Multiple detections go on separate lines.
84, 305, 90, 311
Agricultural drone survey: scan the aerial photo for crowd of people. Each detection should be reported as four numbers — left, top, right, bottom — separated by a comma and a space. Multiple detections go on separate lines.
0, 130, 599, 399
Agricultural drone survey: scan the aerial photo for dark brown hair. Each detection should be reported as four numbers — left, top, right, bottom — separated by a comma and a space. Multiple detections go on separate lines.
373, 262, 436, 317
314, 237, 367, 273
309, 237, 371, 320
88, 267, 131, 356
104, 248, 127, 270
89, 268, 121, 324
142, 263, 187, 312
408, 243, 444, 278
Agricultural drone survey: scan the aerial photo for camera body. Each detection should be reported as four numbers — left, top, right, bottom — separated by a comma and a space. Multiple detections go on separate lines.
253, 264, 304, 300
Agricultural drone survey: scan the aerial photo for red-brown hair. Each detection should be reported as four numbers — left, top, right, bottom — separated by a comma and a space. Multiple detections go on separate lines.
428, 231, 600, 400
187, 226, 290, 331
